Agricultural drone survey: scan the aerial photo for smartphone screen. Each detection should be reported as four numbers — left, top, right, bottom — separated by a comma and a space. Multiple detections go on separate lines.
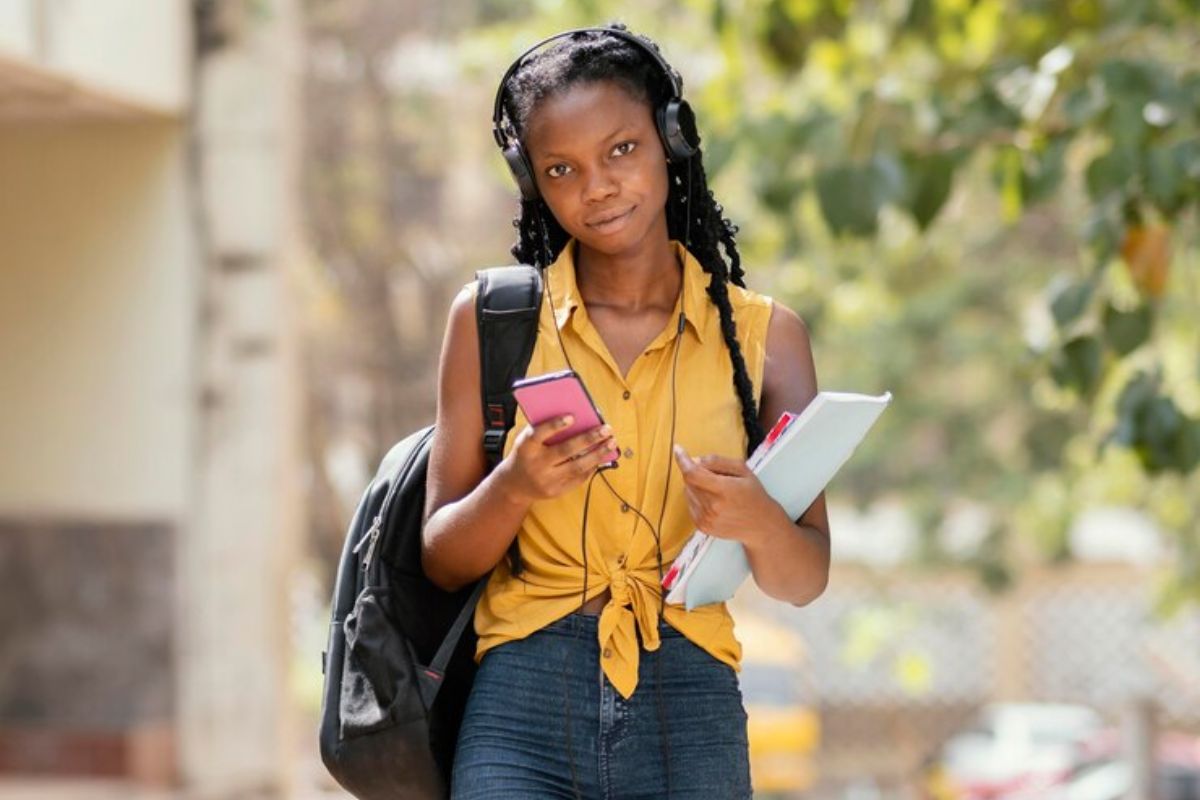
511, 370, 614, 463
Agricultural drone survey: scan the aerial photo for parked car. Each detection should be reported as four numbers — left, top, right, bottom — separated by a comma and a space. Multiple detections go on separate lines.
1028, 759, 1200, 800
928, 702, 1107, 799
1023, 729, 1200, 800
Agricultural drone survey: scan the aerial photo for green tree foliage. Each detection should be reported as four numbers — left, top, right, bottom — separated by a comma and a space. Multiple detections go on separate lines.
658, 0, 1199, 601
710, 0, 1200, 472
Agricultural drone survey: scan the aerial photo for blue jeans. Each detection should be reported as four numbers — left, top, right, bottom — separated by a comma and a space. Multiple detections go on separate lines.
451, 611, 752, 799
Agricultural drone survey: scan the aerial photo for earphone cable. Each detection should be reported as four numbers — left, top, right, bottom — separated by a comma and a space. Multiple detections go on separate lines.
538, 207, 579, 381
534, 206, 586, 800
654, 310, 684, 800
562, 469, 599, 800
535, 194, 691, 799
656, 310, 686, 615
592, 310, 682, 800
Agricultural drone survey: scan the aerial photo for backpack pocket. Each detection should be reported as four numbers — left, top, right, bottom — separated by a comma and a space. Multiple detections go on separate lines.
339, 587, 427, 739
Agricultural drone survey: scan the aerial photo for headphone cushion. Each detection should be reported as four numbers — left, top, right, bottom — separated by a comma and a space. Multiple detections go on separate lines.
503, 143, 540, 201
657, 98, 700, 162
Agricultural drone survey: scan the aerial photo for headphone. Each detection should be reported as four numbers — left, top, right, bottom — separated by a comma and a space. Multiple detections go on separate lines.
491, 25, 701, 201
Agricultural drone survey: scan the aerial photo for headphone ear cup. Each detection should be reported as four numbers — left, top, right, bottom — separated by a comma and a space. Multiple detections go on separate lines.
656, 98, 700, 163
502, 141, 540, 201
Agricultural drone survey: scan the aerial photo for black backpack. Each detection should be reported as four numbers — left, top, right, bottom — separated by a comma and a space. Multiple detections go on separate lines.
318, 265, 542, 799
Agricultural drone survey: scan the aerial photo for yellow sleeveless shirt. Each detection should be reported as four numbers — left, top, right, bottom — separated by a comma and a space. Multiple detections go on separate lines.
473, 236, 774, 699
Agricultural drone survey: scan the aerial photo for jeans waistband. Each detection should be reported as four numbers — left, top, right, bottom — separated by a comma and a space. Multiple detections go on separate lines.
542, 609, 684, 638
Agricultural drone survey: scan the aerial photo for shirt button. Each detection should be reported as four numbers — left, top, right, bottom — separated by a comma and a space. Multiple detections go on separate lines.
616, 554, 627, 565
603, 648, 613, 659
620, 503, 630, 513
622, 390, 631, 400
623, 447, 634, 459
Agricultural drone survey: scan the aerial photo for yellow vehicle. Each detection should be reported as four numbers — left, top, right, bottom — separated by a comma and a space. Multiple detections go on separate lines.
737, 612, 821, 796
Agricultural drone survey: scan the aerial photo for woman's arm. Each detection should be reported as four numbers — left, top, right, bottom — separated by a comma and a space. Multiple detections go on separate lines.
421, 284, 534, 592
421, 283, 620, 592
672, 300, 831, 606
741, 301, 831, 606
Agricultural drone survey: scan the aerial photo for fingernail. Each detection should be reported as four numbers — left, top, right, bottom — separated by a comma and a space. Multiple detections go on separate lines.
561, 415, 574, 427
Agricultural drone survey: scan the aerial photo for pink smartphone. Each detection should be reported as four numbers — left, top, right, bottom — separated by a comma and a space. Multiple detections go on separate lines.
511, 369, 617, 465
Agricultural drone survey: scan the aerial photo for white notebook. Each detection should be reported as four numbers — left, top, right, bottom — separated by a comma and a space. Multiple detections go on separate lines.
663, 390, 892, 609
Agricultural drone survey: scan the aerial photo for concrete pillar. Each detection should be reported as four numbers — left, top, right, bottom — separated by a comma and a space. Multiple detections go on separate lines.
178, 0, 303, 795
1123, 694, 1158, 800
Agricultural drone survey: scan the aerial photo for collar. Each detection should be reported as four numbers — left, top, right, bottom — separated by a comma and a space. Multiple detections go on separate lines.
545, 237, 709, 345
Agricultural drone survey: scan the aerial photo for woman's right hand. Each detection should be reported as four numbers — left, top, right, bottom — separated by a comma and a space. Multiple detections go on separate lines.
500, 416, 619, 504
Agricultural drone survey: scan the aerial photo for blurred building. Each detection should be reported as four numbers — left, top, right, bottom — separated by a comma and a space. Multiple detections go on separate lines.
0, 1, 303, 795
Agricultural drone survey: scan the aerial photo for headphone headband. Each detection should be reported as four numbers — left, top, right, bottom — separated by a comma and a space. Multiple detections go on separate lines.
491, 26, 698, 201
491, 26, 683, 149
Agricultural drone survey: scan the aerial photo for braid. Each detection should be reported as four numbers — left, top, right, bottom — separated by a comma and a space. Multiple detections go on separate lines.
666, 141, 766, 457
502, 23, 766, 457
512, 197, 567, 269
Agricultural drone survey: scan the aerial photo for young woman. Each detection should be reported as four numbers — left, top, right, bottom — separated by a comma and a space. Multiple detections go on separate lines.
421, 23, 831, 800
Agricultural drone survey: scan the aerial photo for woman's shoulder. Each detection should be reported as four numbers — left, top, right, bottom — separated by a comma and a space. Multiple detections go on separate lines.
458, 278, 480, 303
724, 280, 775, 332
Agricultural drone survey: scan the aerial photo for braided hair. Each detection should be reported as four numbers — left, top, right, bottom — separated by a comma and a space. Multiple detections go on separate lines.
498, 23, 767, 458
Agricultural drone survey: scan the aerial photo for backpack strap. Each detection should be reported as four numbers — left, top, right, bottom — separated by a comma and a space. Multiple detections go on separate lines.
475, 264, 543, 575
418, 577, 488, 709
475, 265, 543, 467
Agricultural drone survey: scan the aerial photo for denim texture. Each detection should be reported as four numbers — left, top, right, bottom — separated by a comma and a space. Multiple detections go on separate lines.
451, 611, 752, 799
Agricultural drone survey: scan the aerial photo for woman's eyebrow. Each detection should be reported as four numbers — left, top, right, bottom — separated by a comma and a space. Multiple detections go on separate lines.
539, 124, 635, 160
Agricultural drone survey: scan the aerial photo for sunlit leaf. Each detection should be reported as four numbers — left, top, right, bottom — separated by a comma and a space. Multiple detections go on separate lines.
1109, 100, 1149, 148
1050, 335, 1104, 395
1048, 276, 1094, 328
951, 86, 1023, 139
712, 0, 729, 32
1144, 144, 1190, 217
1021, 135, 1068, 204
1062, 79, 1108, 128
902, 0, 933, 31
1172, 418, 1200, 473
1116, 370, 1159, 417
1082, 196, 1124, 261
815, 162, 879, 236
1100, 59, 1169, 99
1084, 147, 1136, 202
902, 149, 959, 230
1102, 302, 1153, 355
1142, 395, 1184, 473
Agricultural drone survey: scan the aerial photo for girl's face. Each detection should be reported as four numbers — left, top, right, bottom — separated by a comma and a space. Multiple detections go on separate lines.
522, 80, 670, 256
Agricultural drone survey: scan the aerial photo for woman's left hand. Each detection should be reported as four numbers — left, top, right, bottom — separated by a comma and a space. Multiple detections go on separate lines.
672, 445, 789, 547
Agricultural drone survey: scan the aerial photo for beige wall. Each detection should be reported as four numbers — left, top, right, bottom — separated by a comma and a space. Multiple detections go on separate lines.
0, 121, 196, 518
0, 2, 34, 55
0, 0, 188, 112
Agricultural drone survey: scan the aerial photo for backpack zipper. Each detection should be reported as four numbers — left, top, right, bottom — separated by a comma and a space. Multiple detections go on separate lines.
353, 515, 383, 571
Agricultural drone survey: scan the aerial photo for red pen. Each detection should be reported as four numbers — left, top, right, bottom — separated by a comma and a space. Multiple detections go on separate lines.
662, 562, 681, 590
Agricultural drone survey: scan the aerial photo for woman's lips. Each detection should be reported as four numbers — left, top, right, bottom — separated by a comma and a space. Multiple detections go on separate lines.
586, 206, 636, 234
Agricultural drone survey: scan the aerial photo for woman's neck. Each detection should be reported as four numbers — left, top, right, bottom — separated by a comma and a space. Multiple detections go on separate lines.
573, 236, 682, 315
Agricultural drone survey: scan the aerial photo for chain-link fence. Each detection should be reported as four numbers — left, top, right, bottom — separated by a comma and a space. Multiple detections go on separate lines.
732, 563, 1200, 797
